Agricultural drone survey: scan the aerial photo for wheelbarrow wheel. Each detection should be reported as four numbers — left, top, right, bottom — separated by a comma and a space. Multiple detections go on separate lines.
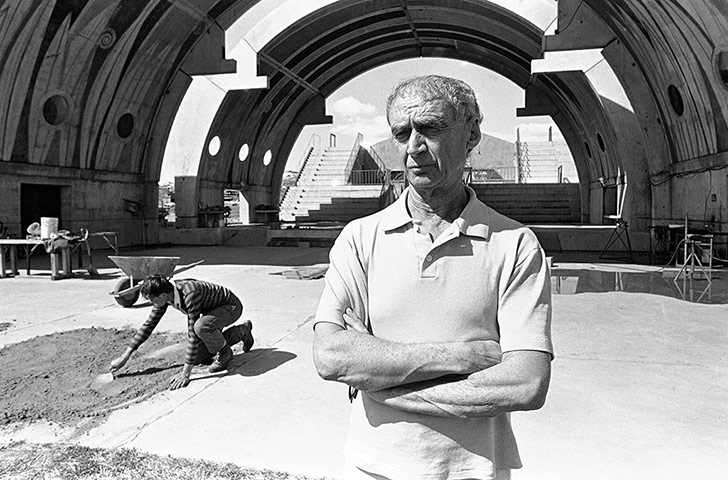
114, 277, 140, 307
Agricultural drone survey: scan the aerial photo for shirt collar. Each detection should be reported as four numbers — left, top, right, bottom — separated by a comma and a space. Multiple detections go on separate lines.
380, 185, 490, 239
380, 188, 413, 232
455, 186, 490, 239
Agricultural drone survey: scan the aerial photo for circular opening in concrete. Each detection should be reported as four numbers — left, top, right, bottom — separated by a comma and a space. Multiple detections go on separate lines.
208, 136, 221, 156
584, 141, 592, 159
239, 143, 249, 161
263, 150, 272, 166
597, 133, 606, 152
668, 85, 684, 116
42, 95, 69, 126
716, 51, 728, 89
116, 113, 134, 138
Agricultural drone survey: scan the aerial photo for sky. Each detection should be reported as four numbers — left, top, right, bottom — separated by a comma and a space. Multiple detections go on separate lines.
159, 0, 631, 183
286, 59, 554, 172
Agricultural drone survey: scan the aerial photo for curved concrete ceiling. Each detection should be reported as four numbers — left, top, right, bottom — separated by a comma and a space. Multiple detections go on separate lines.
201, 0, 616, 206
2, 0, 727, 231
546, 0, 728, 174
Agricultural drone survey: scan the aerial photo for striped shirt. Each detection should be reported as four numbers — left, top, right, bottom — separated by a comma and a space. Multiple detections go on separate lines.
130, 279, 236, 364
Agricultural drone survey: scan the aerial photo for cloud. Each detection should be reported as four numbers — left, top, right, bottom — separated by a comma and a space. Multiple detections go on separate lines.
331, 96, 378, 118
331, 115, 391, 144
329, 97, 391, 144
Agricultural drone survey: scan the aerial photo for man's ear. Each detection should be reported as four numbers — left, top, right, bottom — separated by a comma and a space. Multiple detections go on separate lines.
466, 118, 481, 151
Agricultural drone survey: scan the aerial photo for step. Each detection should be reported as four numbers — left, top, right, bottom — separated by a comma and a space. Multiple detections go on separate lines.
295, 189, 382, 197
294, 199, 381, 208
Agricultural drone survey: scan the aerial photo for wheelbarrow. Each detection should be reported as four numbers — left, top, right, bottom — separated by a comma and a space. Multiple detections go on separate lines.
108, 256, 204, 307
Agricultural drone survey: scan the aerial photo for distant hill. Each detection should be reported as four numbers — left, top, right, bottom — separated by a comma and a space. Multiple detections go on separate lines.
469, 134, 515, 169
370, 133, 514, 171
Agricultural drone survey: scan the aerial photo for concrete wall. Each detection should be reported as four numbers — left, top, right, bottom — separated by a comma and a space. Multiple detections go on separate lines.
602, 98, 651, 233
0, 163, 157, 247
240, 184, 275, 224
174, 176, 199, 229
671, 166, 726, 228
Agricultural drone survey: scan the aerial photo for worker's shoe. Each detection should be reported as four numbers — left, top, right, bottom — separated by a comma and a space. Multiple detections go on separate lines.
208, 345, 233, 373
222, 321, 254, 352
240, 320, 254, 352
223, 325, 244, 346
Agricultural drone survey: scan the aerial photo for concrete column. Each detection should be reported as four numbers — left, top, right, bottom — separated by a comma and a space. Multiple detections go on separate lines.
240, 185, 274, 224
175, 176, 199, 228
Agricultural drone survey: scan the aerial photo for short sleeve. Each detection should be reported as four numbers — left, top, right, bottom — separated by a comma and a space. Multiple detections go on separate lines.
497, 238, 553, 358
313, 224, 369, 331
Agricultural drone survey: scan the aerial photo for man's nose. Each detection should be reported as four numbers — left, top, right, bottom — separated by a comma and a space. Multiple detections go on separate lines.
406, 130, 426, 155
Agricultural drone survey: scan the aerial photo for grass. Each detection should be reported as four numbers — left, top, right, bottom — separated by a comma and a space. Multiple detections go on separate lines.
0, 441, 331, 480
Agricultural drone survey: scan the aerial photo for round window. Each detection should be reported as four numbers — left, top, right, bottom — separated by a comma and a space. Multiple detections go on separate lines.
667, 85, 684, 116
208, 136, 221, 156
597, 133, 605, 152
584, 141, 592, 159
42, 95, 69, 126
117, 113, 134, 138
716, 51, 728, 89
239, 144, 250, 161
263, 150, 272, 166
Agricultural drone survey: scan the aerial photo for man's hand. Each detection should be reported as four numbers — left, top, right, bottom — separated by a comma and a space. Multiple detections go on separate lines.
343, 307, 369, 334
368, 350, 551, 418
110, 347, 133, 373
168, 373, 190, 390
343, 307, 501, 369
168, 363, 194, 390
314, 309, 505, 392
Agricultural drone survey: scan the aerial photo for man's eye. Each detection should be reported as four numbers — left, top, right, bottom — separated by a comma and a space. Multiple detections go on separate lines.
392, 130, 410, 143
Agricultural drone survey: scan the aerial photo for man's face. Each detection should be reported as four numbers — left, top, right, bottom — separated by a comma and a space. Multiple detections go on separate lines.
149, 293, 168, 308
388, 94, 480, 195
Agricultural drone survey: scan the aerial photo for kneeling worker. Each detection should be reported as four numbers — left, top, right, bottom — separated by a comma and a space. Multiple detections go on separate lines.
110, 275, 254, 390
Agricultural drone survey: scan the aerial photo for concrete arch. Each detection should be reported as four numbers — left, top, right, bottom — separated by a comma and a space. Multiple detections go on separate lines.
197, 0, 623, 226
545, 0, 728, 227
0, 0, 726, 246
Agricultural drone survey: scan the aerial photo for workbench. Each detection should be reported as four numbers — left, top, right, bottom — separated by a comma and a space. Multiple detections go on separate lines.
0, 238, 75, 280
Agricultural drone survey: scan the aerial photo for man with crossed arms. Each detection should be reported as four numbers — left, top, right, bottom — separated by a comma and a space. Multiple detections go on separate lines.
313, 75, 553, 480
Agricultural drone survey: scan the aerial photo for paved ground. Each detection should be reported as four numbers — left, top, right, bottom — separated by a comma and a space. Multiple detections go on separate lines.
1, 245, 726, 479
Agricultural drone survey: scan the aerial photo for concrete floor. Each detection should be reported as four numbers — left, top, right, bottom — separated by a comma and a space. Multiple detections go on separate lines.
0, 245, 726, 479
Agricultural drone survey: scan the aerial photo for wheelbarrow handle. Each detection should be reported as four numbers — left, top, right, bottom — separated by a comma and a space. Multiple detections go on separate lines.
169, 259, 205, 278
110, 260, 205, 297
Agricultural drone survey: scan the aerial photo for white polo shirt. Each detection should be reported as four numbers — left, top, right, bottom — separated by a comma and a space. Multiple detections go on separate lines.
315, 186, 553, 479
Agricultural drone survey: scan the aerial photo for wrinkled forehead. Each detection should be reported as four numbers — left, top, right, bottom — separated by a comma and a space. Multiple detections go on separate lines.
387, 94, 457, 124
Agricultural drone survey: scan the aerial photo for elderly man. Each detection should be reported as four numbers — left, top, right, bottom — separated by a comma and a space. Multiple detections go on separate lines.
312, 75, 553, 479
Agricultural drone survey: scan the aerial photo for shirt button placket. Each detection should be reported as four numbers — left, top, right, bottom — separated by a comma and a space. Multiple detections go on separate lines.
421, 252, 437, 278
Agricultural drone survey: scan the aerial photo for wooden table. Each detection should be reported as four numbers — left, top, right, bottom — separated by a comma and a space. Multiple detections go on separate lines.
0, 238, 75, 280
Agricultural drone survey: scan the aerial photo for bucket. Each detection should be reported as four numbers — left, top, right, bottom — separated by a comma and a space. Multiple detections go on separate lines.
40, 217, 59, 238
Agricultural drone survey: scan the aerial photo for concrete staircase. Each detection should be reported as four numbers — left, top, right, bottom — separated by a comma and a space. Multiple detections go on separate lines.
471, 183, 581, 224
279, 147, 385, 223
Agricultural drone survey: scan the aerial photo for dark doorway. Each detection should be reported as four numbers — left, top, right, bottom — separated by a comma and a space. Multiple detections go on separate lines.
20, 184, 62, 233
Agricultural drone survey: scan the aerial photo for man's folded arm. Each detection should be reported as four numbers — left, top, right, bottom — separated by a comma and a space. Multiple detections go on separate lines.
312, 321, 503, 392
366, 349, 551, 418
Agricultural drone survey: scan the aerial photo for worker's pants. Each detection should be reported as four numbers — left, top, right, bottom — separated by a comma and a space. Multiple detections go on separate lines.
193, 295, 243, 362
